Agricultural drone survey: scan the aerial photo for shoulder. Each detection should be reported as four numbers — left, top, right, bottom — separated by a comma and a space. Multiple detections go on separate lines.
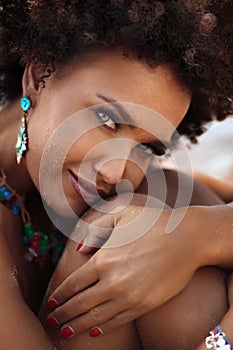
192, 171, 233, 203
137, 166, 223, 207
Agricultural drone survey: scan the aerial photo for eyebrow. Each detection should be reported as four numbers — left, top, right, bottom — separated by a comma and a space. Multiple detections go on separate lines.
96, 92, 171, 152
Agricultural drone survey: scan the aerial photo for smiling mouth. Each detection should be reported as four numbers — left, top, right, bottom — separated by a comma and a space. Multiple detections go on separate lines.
68, 170, 106, 203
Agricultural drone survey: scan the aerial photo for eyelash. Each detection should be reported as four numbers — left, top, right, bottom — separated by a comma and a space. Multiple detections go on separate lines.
136, 143, 165, 157
97, 111, 121, 132
97, 111, 166, 157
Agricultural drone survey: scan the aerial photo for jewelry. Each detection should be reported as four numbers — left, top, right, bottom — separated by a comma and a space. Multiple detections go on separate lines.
205, 326, 233, 349
15, 97, 31, 164
0, 169, 66, 270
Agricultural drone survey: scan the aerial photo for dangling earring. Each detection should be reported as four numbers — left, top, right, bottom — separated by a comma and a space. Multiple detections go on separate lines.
15, 97, 31, 164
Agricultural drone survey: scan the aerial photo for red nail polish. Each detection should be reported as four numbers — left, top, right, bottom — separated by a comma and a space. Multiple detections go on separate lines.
76, 239, 84, 251
46, 316, 59, 329
47, 298, 59, 312
60, 326, 75, 339
89, 327, 103, 337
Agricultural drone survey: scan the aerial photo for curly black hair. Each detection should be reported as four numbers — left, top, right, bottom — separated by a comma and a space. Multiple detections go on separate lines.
0, 0, 232, 141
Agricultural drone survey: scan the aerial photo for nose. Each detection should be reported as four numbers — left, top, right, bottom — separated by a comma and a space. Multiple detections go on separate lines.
93, 157, 129, 185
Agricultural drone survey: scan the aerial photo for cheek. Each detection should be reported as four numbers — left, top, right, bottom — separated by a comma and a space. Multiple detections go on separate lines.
125, 162, 146, 190
26, 120, 50, 189
64, 130, 101, 166
25, 108, 68, 189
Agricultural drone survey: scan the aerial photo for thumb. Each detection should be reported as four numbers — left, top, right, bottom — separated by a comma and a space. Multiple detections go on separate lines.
74, 212, 115, 254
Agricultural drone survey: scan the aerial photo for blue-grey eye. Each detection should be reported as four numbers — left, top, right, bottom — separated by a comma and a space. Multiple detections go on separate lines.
136, 143, 154, 157
98, 112, 117, 131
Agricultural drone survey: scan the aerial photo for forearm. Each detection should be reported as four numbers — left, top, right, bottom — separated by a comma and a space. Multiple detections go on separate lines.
0, 232, 55, 349
0, 287, 56, 349
197, 203, 233, 268
193, 171, 233, 203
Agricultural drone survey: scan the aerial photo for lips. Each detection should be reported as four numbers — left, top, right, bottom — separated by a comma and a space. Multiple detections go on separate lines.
68, 170, 107, 203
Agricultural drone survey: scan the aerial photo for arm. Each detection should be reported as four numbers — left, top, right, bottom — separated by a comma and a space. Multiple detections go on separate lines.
42, 164, 233, 337
0, 228, 56, 349
193, 171, 233, 203
44, 203, 215, 336
206, 202, 233, 268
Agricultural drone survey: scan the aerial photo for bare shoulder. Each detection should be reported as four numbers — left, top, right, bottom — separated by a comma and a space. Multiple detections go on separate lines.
193, 171, 233, 203
137, 165, 223, 207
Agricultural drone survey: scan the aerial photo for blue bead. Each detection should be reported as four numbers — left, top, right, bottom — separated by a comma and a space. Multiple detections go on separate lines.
0, 187, 6, 194
22, 235, 29, 244
0, 187, 12, 200
52, 257, 59, 265
11, 202, 21, 214
20, 97, 31, 112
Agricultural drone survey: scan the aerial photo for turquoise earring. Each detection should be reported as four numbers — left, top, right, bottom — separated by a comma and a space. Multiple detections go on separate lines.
15, 97, 31, 164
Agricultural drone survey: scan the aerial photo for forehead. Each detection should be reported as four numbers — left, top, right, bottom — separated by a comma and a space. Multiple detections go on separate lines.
52, 50, 191, 138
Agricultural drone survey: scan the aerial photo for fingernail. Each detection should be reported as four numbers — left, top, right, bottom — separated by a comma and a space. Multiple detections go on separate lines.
46, 298, 59, 312
89, 327, 104, 337
60, 326, 75, 339
76, 239, 84, 252
46, 316, 60, 329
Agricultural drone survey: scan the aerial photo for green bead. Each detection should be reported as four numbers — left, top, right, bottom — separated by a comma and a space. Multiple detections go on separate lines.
56, 245, 64, 253
24, 224, 34, 238
40, 244, 48, 250
41, 246, 48, 253
0, 193, 4, 201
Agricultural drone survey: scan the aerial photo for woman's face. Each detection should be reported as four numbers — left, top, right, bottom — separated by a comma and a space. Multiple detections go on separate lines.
24, 50, 191, 216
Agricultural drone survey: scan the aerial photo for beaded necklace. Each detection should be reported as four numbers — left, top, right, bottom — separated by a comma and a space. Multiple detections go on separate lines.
0, 169, 66, 270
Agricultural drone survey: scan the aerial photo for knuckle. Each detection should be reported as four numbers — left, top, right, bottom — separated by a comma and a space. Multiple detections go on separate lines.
94, 254, 109, 273
110, 274, 130, 296
69, 273, 80, 292
111, 281, 125, 296
74, 293, 86, 313
90, 307, 105, 324
126, 291, 140, 307
52, 307, 68, 324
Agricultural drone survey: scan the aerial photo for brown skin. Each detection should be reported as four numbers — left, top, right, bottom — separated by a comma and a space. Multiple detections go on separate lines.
0, 50, 232, 349
22, 50, 191, 216
40, 185, 228, 350
197, 273, 233, 350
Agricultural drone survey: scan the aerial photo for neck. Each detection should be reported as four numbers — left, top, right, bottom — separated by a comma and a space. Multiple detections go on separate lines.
0, 100, 34, 194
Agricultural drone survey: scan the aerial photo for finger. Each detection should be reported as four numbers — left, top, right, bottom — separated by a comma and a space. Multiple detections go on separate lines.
76, 239, 98, 255
79, 226, 112, 254
58, 300, 132, 339
76, 214, 115, 253
46, 282, 110, 327
47, 258, 98, 310
87, 308, 141, 337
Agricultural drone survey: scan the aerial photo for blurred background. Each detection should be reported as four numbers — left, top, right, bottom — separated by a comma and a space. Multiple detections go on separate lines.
161, 116, 233, 202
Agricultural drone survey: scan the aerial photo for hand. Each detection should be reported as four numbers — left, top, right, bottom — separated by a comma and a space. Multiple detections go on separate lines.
196, 272, 233, 350
46, 198, 212, 337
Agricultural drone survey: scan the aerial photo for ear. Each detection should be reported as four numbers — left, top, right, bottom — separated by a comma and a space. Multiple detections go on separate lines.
22, 64, 48, 106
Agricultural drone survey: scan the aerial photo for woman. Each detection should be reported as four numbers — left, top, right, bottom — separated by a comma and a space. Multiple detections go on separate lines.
0, 0, 233, 349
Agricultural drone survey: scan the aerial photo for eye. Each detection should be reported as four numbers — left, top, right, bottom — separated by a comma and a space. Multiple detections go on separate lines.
136, 143, 154, 157
136, 143, 166, 157
97, 111, 120, 132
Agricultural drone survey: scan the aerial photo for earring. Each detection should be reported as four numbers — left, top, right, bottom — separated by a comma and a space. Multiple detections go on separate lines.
15, 97, 31, 164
